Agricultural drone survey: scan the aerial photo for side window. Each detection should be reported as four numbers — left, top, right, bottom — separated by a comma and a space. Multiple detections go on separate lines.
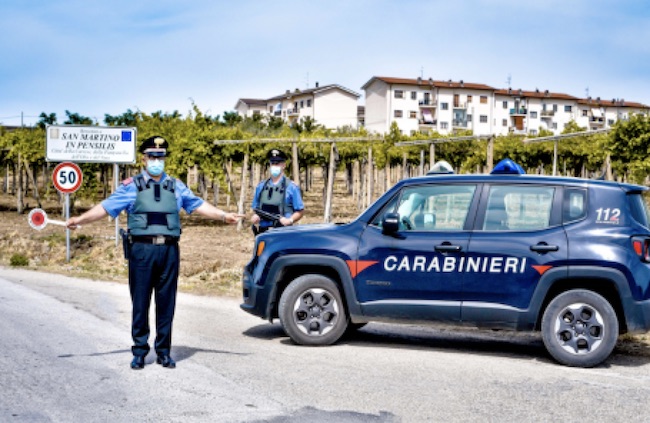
377, 184, 476, 231
483, 185, 554, 231
563, 188, 587, 223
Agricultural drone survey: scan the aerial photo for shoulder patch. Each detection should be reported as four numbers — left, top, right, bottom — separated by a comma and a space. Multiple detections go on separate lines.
121, 177, 133, 186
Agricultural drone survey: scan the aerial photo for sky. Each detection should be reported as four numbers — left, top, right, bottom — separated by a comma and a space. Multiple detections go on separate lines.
1, 0, 648, 127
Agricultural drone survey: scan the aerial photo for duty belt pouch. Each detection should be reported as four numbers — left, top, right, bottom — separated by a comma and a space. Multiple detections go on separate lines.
120, 228, 130, 260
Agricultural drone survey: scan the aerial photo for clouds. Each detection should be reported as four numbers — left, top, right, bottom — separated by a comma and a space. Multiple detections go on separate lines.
1, 0, 648, 127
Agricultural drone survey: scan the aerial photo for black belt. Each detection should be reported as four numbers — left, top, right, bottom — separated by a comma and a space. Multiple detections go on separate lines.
130, 235, 179, 245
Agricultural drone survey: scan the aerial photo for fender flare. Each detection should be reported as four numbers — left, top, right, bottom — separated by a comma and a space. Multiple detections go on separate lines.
526, 265, 634, 329
264, 254, 363, 319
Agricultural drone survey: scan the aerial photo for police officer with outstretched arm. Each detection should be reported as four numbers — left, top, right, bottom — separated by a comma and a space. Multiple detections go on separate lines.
66, 135, 244, 370
251, 149, 304, 234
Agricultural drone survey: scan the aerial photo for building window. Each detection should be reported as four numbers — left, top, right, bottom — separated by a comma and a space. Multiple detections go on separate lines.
480, 115, 488, 123
530, 129, 538, 135
395, 90, 404, 99
530, 111, 538, 119
480, 96, 488, 104
608, 119, 615, 125
300, 100, 304, 108
502, 119, 508, 126
394, 110, 403, 118
552, 122, 558, 129
582, 109, 588, 117
467, 95, 473, 103
409, 111, 417, 119
502, 101, 508, 109
411, 91, 417, 100
440, 122, 448, 129
467, 114, 472, 122
542, 104, 547, 111
307, 99, 312, 107
441, 102, 449, 110
553, 104, 558, 112
564, 105, 572, 112
269, 106, 273, 113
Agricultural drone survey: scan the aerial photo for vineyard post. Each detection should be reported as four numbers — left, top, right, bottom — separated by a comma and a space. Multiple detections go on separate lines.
291, 142, 300, 187
324, 142, 338, 223
236, 152, 249, 231
487, 136, 494, 172
366, 146, 373, 206
419, 149, 425, 175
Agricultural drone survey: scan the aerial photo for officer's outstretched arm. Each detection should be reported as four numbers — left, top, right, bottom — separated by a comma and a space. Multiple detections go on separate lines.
195, 202, 245, 224
66, 204, 109, 230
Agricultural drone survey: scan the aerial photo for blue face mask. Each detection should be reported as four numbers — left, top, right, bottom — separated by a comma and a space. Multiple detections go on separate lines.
270, 165, 282, 178
147, 159, 165, 176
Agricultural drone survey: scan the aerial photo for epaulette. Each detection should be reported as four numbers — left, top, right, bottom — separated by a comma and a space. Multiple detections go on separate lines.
121, 177, 133, 186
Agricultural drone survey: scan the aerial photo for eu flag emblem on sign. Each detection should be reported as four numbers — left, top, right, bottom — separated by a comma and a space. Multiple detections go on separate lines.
121, 131, 132, 142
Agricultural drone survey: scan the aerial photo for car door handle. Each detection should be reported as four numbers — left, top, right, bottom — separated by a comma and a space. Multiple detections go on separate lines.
530, 243, 559, 253
435, 244, 462, 252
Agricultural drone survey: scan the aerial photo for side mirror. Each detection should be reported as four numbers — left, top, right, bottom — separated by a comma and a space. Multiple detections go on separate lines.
382, 212, 400, 235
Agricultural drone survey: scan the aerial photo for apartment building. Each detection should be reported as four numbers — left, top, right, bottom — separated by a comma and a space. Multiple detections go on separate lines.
362, 76, 649, 136
234, 83, 360, 129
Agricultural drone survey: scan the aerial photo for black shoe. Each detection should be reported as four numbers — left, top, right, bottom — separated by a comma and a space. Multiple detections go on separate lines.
130, 356, 145, 370
156, 355, 176, 368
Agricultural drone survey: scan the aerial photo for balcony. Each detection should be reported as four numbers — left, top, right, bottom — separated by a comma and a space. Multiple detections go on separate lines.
510, 108, 527, 115
541, 110, 555, 119
452, 120, 468, 128
453, 102, 467, 109
589, 116, 605, 126
418, 119, 437, 126
419, 99, 437, 108
286, 108, 299, 116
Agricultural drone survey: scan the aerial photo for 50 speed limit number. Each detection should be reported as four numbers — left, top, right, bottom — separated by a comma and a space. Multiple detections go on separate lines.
52, 162, 83, 194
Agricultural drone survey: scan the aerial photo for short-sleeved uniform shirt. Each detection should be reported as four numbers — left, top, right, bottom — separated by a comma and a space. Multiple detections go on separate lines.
101, 171, 204, 218
251, 176, 304, 228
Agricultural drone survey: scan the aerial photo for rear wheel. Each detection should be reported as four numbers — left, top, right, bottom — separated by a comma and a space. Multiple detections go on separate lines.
541, 289, 618, 367
279, 274, 348, 346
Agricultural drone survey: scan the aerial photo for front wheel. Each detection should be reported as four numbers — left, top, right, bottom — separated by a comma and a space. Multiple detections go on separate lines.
279, 274, 348, 346
541, 289, 618, 367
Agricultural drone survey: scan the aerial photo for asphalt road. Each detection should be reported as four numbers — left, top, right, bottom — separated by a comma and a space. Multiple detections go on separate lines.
2, 267, 650, 423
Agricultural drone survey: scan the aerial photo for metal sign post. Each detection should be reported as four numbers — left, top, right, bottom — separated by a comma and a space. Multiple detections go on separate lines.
52, 162, 83, 262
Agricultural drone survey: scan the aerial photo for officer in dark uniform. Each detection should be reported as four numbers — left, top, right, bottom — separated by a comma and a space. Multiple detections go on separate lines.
66, 135, 244, 370
251, 149, 304, 234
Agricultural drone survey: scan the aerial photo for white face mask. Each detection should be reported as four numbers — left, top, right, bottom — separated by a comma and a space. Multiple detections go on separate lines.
270, 165, 282, 178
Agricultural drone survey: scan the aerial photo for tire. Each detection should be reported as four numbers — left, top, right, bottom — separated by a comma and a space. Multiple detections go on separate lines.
279, 274, 348, 346
541, 289, 618, 368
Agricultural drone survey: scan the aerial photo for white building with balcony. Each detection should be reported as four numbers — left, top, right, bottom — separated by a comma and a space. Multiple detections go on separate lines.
575, 97, 648, 131
362, 75, 649, 136
234, 83, 360, 129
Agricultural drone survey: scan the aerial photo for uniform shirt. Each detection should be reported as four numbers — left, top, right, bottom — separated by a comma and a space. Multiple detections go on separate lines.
251, 176, 304, 224
101, 171, 204, 218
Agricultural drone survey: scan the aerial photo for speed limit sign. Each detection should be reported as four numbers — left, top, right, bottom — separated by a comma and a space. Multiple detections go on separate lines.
52, 162, 83, 194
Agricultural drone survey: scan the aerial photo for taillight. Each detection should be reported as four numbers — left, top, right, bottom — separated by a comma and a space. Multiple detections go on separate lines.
632, 236, 650, 262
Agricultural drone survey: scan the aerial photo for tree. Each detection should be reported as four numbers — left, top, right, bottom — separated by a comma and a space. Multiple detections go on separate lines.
608, 113, 650, 183
37, 112, 57, 129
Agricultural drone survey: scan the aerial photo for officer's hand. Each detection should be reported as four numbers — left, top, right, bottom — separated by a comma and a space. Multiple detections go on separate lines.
66, 217, 81, 230
224, 212, 246, 224
251, 214, 260, 224
279, 217, 293, 226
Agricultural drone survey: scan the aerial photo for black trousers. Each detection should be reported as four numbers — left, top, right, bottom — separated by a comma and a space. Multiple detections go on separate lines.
128, 241, 180, 357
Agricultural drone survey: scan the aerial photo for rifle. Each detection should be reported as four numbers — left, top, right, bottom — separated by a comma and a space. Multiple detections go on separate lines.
253, 208, 283, 223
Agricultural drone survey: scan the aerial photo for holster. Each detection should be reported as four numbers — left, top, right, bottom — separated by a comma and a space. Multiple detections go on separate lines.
120, 228, 131, 260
